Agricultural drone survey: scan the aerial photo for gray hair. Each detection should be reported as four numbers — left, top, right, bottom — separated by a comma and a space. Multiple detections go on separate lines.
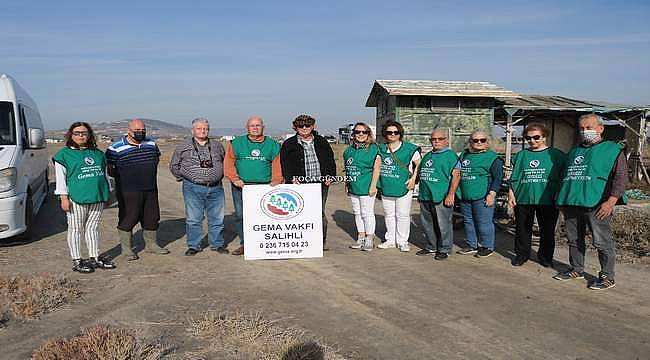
192, 117, 209, 126
431, 128, 449, 137
468, 129, 491, 143
578, 113, 603, 125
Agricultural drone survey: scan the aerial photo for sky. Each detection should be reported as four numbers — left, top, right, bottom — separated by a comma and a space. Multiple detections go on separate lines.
2, 0, 649, 134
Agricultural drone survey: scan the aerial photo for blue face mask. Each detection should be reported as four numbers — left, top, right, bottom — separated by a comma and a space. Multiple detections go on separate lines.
580, 129, 599, 143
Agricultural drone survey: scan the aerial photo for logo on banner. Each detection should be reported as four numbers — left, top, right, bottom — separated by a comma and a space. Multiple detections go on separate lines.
529, 160, 540, 168
84, 157, 95, 165
574, 156, 585, 165
260, 189, 304, 220
251, 149, 261, 157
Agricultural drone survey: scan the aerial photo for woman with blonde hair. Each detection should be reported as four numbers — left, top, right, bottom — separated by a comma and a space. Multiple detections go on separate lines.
344, 122, 381, 251
456, 129, 503, 258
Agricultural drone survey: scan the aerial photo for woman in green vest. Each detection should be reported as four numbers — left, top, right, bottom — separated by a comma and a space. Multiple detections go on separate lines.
376, 121, 421, 252
344, 122, 381, 251
508, 123, 566, 267
53, 122, 114, 273
457, 130, 503, 258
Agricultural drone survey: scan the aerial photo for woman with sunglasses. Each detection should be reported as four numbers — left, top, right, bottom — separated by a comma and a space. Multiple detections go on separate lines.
53, 122, 115, 273
344, 123, 381, 251
376, 121, 421, 252
508, 123, 566, 267
457, 130, 503, 258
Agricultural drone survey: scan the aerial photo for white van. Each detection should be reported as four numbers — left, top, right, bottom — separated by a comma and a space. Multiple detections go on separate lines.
0, 74, 48, 239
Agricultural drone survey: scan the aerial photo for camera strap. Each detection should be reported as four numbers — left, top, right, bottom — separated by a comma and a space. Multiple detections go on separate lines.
192, 138, 213, 164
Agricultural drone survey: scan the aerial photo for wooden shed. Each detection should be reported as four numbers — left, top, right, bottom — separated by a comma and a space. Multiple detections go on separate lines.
365, 80, 519, 152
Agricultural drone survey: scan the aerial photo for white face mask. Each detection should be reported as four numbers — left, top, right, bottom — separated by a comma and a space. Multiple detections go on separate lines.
580, 129, 599, 143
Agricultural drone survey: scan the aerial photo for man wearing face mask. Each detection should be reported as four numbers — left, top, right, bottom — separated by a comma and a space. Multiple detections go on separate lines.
106, 118, 170, 260
554, 114, 628, 290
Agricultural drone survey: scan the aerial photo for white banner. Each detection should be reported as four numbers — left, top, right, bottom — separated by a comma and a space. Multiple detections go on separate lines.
243, 183, 323, 260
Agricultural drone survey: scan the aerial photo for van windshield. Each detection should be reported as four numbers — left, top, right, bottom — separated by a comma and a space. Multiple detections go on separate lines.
0, 102, 16, 145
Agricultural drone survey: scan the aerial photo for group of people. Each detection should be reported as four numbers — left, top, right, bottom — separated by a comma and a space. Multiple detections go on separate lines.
343, 114, 626, 290
53, 113, 626, 290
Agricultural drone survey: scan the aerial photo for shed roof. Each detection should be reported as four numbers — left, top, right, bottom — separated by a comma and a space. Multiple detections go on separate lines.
365, 79, 519, 107
495, 95, 629, 112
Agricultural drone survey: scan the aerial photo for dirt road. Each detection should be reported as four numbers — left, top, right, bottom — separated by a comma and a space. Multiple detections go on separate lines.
1, 150, 649, 359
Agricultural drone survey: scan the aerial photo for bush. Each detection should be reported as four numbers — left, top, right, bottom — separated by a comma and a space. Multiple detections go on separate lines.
189, 312, 344, 360
0, 273, 80, 321
613, 207, 650, 258
32, 325, 169, 360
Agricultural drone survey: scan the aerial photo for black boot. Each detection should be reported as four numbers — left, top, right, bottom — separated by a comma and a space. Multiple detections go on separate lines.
88, 257, 116, 269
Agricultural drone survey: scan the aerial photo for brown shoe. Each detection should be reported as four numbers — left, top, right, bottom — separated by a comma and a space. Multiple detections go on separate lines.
231, 246, 244, 256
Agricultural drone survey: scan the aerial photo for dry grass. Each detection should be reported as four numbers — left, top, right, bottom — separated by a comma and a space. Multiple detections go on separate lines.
32, 325, 170, 360
613, 207, 650, 259
0, 272, 80, 321
189, 312, 345, 360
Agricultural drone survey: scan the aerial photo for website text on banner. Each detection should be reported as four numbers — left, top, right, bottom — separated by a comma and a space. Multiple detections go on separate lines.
243, 183, 323, 260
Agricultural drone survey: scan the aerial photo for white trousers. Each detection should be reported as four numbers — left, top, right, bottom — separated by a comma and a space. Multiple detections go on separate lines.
350, 195, 376, 236
66, 201, 104, 259
381, 191, 413, 246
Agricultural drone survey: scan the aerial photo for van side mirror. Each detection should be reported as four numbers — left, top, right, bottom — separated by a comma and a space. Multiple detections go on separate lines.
28, 128, 45, 149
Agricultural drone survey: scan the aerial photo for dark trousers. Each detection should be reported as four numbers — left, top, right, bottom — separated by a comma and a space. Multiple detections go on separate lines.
514, 204, 558, 262
116, 190, 160, 231
321, 184, 329, 244
563, 206, 616, 279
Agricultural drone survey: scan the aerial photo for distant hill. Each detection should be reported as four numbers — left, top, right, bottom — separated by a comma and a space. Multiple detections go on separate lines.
45, 119, 274, 141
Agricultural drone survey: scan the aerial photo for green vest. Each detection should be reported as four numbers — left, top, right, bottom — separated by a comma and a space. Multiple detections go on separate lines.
378, 142, 419, 197
418, 149, 459, 203
556, 141, 625, 207
232, 135, 280, 183
510, 147, 566, 205
459, 150, 498, 201
52, 147, 110, 204
344, 143, 379, 196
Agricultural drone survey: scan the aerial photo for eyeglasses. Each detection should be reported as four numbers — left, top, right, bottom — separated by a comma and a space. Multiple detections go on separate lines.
353, 130, 369, 135
430, 137, 447, 141
471, 138, 488, 143
384, 131, 400, 136
525, 135, 542, 141
72, 131, 89, 136
296, 124, 313, 129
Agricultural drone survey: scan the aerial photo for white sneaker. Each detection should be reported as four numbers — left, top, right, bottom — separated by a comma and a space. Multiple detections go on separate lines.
362, 237, 373, 251
377, 242, 396, 249
398, 244, 411, 252
349, 238, 363, 249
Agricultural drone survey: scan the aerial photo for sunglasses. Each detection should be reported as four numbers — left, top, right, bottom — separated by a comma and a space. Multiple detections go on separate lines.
384, 131, 400, 136
353, 130, 370, 135
72, 131, 89, 136
471, 138, 488, 143
296, 124, 313, 129
430, 137, 447, 141
525, 135, 542, 141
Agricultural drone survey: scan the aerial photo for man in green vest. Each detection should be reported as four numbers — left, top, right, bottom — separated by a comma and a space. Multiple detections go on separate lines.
554, 114, 628, 290
224, 116, 283, 256
416, 129, 460, 260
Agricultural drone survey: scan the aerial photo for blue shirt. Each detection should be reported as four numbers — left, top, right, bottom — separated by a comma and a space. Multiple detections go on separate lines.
106, 136, 160, 192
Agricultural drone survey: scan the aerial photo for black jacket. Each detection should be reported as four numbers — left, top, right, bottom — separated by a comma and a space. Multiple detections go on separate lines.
280, 132, 336, 183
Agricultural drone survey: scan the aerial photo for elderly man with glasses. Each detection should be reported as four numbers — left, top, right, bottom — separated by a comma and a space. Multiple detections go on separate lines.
280, 114, 336, 251
456, 129, 504, 258
170, 117, 227, 256
416, 129, 461, 260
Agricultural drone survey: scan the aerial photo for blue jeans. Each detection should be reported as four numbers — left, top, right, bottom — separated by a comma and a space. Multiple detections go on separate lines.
182, 180, 225, 250
460, 199, 495, 250
231, 184, 244, 245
